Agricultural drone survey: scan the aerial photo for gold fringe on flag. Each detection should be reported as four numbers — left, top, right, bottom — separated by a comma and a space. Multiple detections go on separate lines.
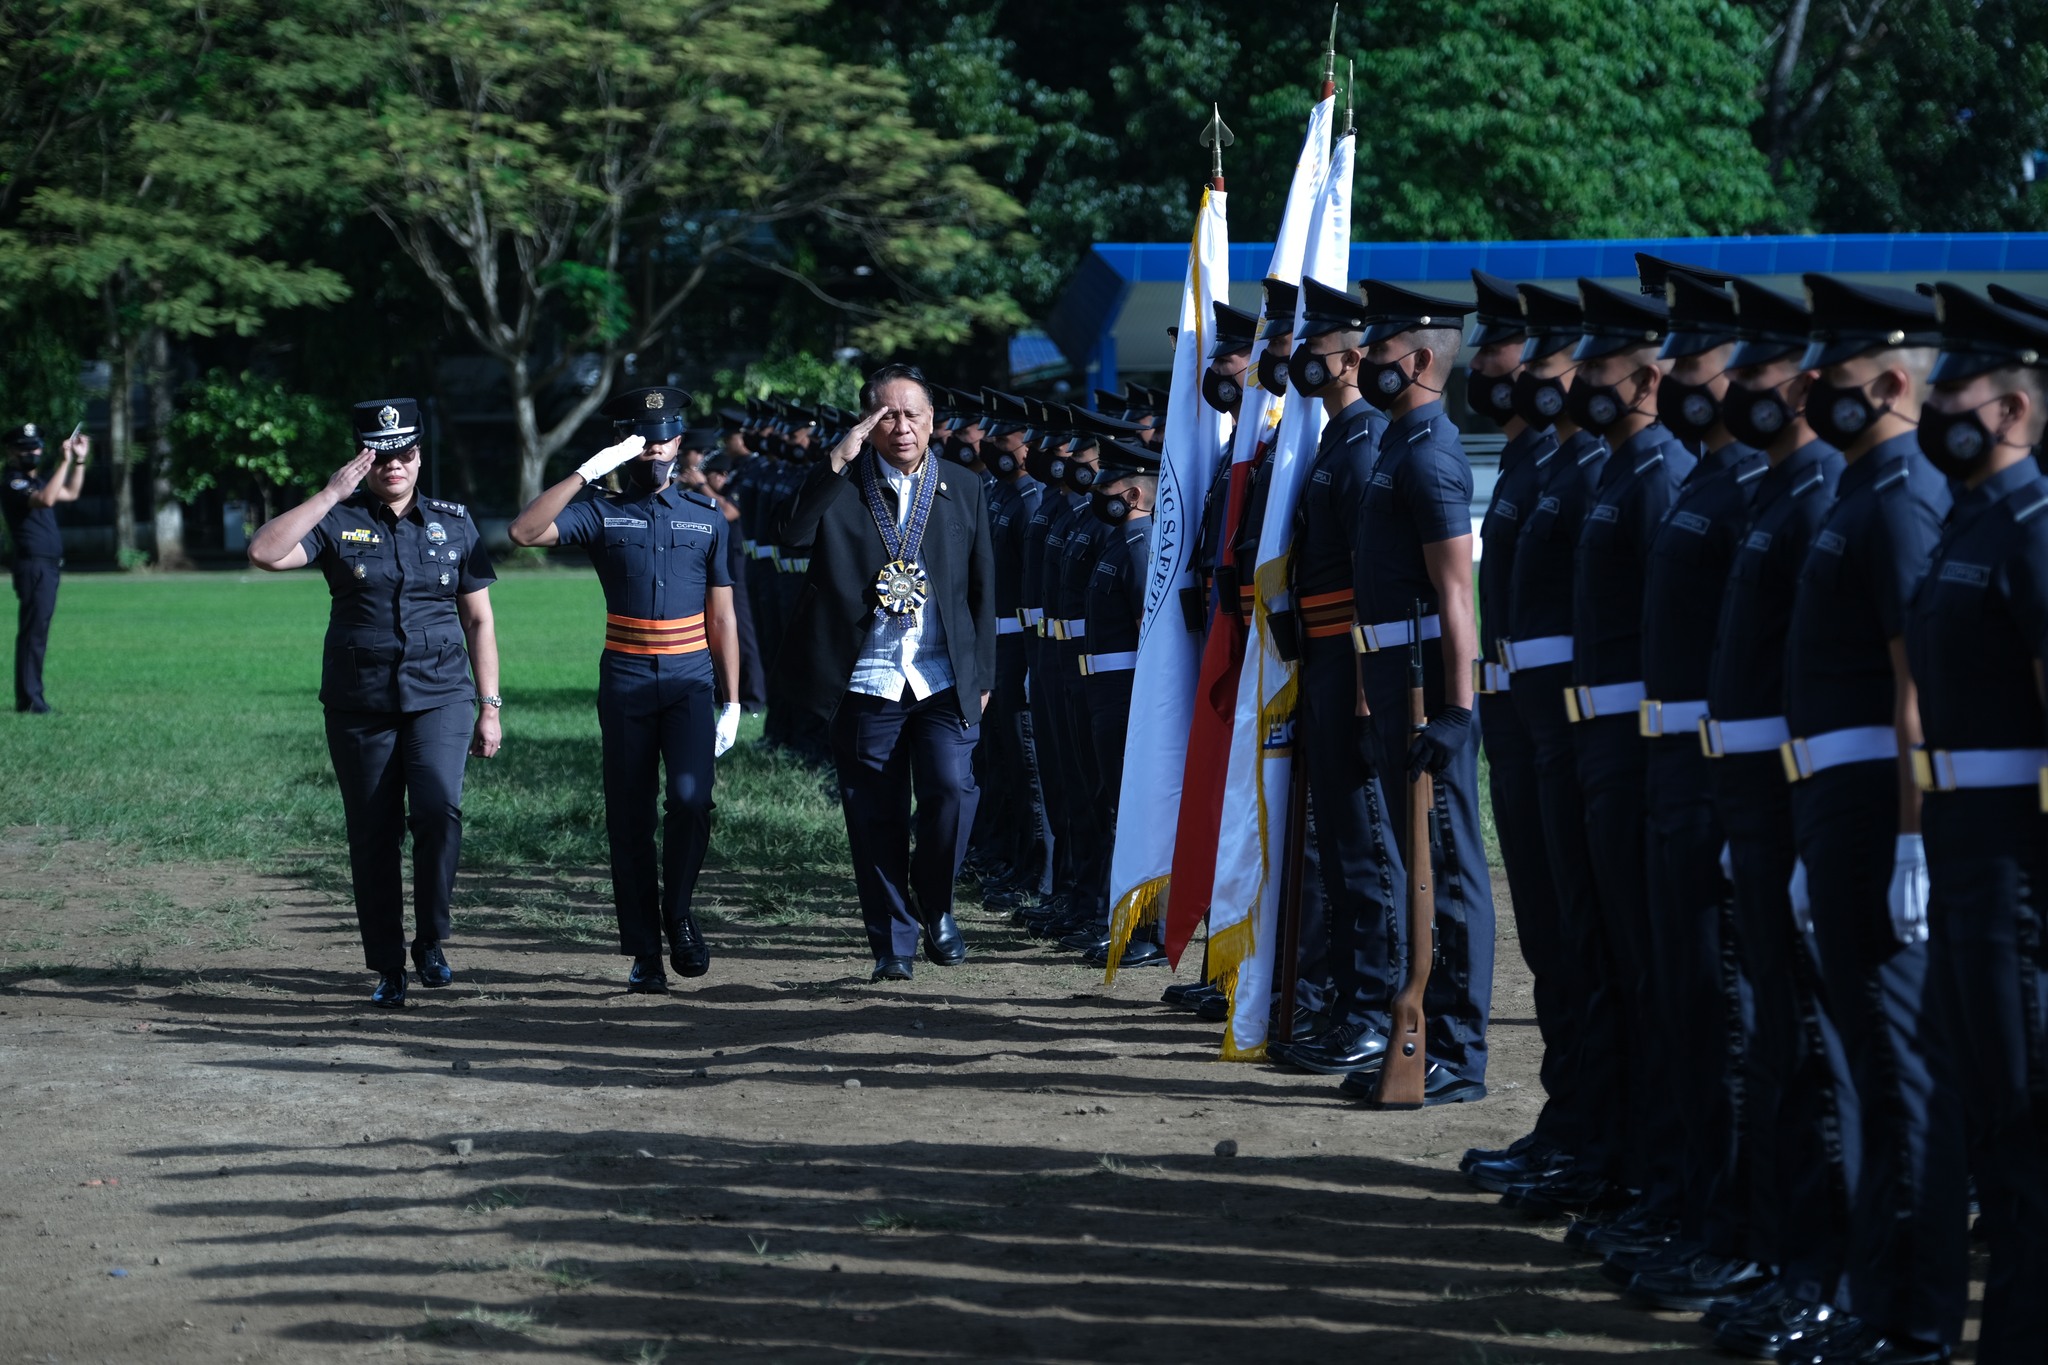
1205, 913, 1265, 1061
1101, 874, 1169, 982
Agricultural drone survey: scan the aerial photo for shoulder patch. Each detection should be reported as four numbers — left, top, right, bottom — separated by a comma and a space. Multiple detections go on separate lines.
2009, 484, 2048, 525
421, 497, 468, 519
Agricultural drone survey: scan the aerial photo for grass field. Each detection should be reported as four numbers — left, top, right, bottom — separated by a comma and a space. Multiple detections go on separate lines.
0, 568, 849, 889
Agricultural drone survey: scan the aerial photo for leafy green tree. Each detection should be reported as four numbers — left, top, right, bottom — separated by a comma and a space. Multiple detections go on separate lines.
699, 351, 863, 416
169, 369, 347, 523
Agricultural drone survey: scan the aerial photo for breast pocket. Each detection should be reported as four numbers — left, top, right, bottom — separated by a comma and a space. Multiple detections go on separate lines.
420, 542, 463, 596
339, 546, 391, 589
604, 529, 651, 577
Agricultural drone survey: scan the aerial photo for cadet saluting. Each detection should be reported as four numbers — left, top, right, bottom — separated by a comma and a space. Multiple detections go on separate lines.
510, 386, 742, 995
248, 399, 502, 1008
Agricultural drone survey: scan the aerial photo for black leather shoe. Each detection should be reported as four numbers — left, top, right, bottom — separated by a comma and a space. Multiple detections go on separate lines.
923, 913, 968, 966
1059, 926, 1108, 954
1505, 1167, 1620, 1215
670, 911, 711, 977
1624, 1255, 1770, 1312
1268, 1007, 1338, 1043
1715, 1299, 1855, 1360
1193, 990, 1230, 1021
627, 955, 669, 993
1583, 1208, 1680, 1260
1787, 1324, 1949, 1365
1162, 980, 1207, 1008
1467, 1145, 1574, 1195
1462, 1132, 1545, 1173
1336, 1060, 1485, 1104
371, 971, 407, 1008
871, 956, 914, 982
1704, 1276, 1788, 1329
1085, 938, 1165, 969
1272, 1022, 1390, 1075
410, 941, 453, 988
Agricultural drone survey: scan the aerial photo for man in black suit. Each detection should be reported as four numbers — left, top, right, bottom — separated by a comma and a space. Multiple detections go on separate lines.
774, 365, 996, 981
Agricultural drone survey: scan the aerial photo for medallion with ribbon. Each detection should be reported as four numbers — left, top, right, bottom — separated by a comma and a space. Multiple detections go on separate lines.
860, 450, 938, 623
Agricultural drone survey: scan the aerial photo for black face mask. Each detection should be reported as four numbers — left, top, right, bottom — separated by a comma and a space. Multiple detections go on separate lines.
1466, 368, 1518, 425
1289, 341, 1332, 395
624, 455, 675, 493
1917, 398, 2009, 480
1258, 348, 1291, 397
1202, 367, 1242, 413
1511, 369, 1568, 426
1024, 447, 1057, 483
1722, 379, 1798, 449
1565, 377, 1631, 434
1657, 373, 1722, 445
1090, 489, 1133, 525
1356, 353, 1420, 411
991, 444, 1019, 475
1063, 460, 1098, 494
940, 434, 972, 465
1805, 377, 1898, 452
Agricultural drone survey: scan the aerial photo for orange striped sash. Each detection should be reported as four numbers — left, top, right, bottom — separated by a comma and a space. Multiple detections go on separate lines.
1298, 587, 1356, 639
604, 612, 708, 656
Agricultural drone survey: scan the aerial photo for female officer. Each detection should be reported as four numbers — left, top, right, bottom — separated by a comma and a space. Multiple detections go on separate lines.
248, 399, 501, 1008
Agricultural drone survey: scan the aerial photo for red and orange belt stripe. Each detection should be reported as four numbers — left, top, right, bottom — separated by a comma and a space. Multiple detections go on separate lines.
1298, 587, 1355, 639
604, 612, 708, 656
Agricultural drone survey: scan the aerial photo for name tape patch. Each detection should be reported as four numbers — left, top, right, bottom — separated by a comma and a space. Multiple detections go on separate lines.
603, 517, 649, 528
1815, 530, 1847, 555
1670, 511, 1711, 535
1939, 561, 1991, 586
340, 529, 380, 545
670, 520, 716, 534
1589, 504, 1619, 523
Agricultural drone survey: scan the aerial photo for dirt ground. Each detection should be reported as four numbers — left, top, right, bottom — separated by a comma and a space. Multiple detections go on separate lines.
0, 833, 1976, 1364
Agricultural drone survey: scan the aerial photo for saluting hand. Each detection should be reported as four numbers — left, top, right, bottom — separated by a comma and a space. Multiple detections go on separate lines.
829, 405, 889, 472
471, 706, 502, 759
576, 435, 645, 485
327, 449, 376, 499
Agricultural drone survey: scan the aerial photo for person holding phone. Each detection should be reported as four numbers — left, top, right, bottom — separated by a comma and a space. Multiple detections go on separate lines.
3, 422, 87, 713
247, 399, 501, 1007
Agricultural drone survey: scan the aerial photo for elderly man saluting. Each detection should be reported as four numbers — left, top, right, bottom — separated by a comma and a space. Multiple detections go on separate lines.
774, 364, 995, 981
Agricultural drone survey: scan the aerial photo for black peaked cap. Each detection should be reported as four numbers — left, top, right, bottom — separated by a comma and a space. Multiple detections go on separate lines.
1930, 283, 2048, 384
1661, 271, 1741, 359
1988, 283, 2048, 323
1801, 274, 1941, 369
1211, 301, 1259, 357
1634, 252, 1737, 297
1358, 278, 1475, 346
1261, 278, 1300, 340
354, 397, 422, 453
1470, 269, 1528, 347
1729, 279, 1813, 371
1573, 278, 1668, 361
1299, 277, 1370, 340
1098, 438, 1162, 476
1519, 283, 1583, 360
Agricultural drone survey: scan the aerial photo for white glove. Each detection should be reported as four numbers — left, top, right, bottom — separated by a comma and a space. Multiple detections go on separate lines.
1788, 857, 1813, 935
576, 435, 645, 484
713, 702, 741, 758
1888, 832, 1931, 945
1718, 841, 1734, 882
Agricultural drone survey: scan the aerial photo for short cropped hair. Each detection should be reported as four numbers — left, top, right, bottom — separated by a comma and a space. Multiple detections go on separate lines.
861, 363, 933, 411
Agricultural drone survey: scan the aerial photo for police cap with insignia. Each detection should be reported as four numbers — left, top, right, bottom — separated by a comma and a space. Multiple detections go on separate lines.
1076, 406, 1145, 443
1096, 438, 1162, 476
1297, 278, 1370, 340
1211, 300, 1259, 358
1131, 384, 1170, 415
1094, 388, 1132, 417
679, 426, 721, 453
1634, 252, 1736, 297
1358, 279, 1476, 346
717, 406, 748, 434
1988, 283, 2048, 324
1660, 270, 1741, 359
1518, 284, 1583, 361
604, 385, 692, 442
702, 450, 736, 474
1728, 279, 1813, 370
1469, 269, 1528, 348
6, 422, 43, 451
1261, 278, 1300, 340
1573, 278, 1668, 360
1801, 274, 1940, 369
980, 388, 1028, 439
353, 398, 422, 454
1928, 283, 2048, 384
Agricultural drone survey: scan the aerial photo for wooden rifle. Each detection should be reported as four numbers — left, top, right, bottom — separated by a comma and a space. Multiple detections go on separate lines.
1372, 599, 1433, 1109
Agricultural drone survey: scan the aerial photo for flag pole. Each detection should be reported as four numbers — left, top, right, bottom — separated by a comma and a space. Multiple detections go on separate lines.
1321, 6, 1339, 99
1201, 104, 1234, 193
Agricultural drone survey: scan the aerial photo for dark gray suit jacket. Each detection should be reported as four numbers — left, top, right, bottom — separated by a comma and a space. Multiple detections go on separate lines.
773, 452, 995, 723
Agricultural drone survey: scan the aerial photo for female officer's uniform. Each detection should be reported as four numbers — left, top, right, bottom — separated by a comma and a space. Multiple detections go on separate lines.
304, 399, 494, 1004
551, 386, 731, 993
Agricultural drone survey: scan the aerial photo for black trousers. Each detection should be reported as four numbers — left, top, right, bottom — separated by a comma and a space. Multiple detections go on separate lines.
1300, 635, 1400, 1034
1008, 643, 1055, 896
1084, 669, 1152, 939
1055, 642, 1107, 915
1645, 736, 1742, 1253
1360, 654, 1495, 1084
599, 678, 717, 957
732, 564, 766, 707
1796, 769, 1967, 1346
830, 686, 981, 959
1714, 752, 1853, 1298
1925, 791, 2048, 1363
1481, 683, 1580, 1150
12, 557, 58, 712
325, 701, 471, 973
1026, 634, 1076, 896
1510, 661, 1618, 1164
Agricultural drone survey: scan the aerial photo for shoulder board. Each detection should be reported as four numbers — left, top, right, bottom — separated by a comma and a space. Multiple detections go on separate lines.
1124, 522, 1151, 545
2010, 482, 2048, 525
682, 489, 717, 509
1873, 464, 1910, 495
1791, 470, 1827, 499
1406, 422, 1431, 445
421, 497, 468, 519
1632, 449, 1665, 476
1735, 461, 1768, 485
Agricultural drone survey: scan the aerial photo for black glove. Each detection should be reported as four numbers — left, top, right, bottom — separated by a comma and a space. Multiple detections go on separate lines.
1407, 704, 1474, 779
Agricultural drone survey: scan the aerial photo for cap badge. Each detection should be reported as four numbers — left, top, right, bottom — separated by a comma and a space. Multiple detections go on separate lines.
22, 423, 36, 438
2023, 349, 2041, 366
645, 392, 665, 410
1419, 315, 1433, 326
1886, 330, 1906, 345
1665, 283, 1680, 307
377, 405, 400, 431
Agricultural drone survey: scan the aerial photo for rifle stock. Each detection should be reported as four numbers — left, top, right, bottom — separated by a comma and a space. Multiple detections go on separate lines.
1373, 602, 1434, 1110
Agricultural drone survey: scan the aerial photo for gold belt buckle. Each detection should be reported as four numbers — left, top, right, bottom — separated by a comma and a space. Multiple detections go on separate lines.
2038, 766, 2048, 814
1563, 686, 1583, 724
1780, 737, 1812, 785
1638, 699, 1660, 738
1473, 659, 1493, 696
1077, 655, 1093, 677
1911, 748, 1951, 792
1351, 622, 1377, 654
1699, 717, 1724, 758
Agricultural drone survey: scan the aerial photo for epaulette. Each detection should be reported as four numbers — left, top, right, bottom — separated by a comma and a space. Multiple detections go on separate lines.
682, 489, 716, 510
1791, 469, 1827, 499
1633, 449, 1665, 476
1873, 464, 1910, 495
421, 497, 468, 519
1735, 460, 1768, 485
1407, 421, 1432, 445
2010, 482, 2048, 525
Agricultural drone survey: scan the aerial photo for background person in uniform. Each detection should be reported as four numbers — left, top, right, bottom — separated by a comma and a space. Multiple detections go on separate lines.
773, 364, 995, 982
3, 423, 87, 713
247, 399, 501, 1008
509, 387, 741, 995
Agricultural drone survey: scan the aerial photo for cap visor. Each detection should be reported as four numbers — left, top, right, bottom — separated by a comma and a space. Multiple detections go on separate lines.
1728, 339, 1802, 370
1470, 320, 1527, 347
1929, 349, 2013, 385
1660, 331, 1734, 360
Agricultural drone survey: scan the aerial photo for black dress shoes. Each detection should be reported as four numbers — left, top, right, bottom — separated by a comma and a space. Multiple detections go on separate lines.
627, 954, 669, 993
1462, 1131, 1544, 1172
411, 941, 453, 988
871, 956, 914, 982
1786, 1324, 1949, 1365
1161, 980, 1206, 1008
1193, 989, 1230, 1021
1715, 1298, 1856, 1360
1084, 938, 1165, 969
1466, 1143, 1572, 1195
670, 911, 711, 978
923, 913, 968, 966
1271, 1022, 1390, 1075
1623, 1254, 1770, 1312
1339, 1061, 1486, 1105
371, 971, 407, 1008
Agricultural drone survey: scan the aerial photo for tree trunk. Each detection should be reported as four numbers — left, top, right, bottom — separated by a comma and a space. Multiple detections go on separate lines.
510, 356, 547, 509
108, 330, 138, 567
146, 326, 188, 568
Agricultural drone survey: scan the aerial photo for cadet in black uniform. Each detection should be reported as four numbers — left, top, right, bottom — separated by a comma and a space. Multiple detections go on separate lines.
1265, 279, 1399, 1077
510, 386, 742, 994
248, 399, 501, 1007
1077, 439, 1163, 968
1904, 286, 2048, 1365
1047, 425, 1114, 952
1332, 278, 1494, 1108
1016, 415, 1080, 935
1462, 270, 1581, 1165
1614, 258, 1770, 1311
981, 391, 1052, 904
1775, 277, 1963, 1364
4, 423, 86, 713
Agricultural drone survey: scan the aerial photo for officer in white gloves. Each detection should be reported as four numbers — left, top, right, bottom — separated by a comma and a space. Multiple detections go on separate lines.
509, 386, 741, 992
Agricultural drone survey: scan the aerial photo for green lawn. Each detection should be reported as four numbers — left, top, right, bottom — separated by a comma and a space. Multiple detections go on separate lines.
0, 570, 848, 886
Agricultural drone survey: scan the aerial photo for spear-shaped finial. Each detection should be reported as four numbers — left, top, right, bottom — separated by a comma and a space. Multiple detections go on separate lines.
1201, 103, 1234, 191
1343, 59, 1356, 136
1321, 5, 1339, 98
